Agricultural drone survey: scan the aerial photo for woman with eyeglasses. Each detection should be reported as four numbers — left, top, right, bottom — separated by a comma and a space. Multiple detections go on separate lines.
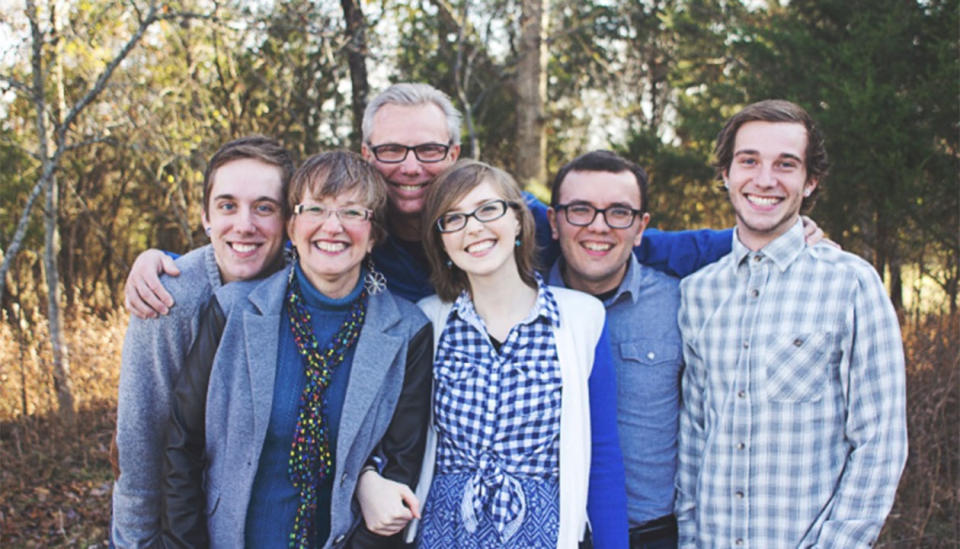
407, 159, 628, 548
161, 150, 433, 548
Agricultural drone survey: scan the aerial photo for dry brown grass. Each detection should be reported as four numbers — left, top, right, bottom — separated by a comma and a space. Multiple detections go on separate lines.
0, 307, 956, 547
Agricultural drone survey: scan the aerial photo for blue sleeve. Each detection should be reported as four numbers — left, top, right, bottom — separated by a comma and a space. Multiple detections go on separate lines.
586, 325, 629, 549
634, 227, 733, 278
162, 250, 181, 260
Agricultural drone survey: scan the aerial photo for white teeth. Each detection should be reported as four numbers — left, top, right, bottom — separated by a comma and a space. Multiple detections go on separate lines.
398, 184, 421, 192
466, 240, 495, 253
231, 243, 257, 253
315, 241, 347, 252
747, 195, 781, 206
583, 242, 613, 252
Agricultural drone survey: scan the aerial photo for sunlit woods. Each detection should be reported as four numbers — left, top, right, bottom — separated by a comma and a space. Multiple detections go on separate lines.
0, 0, 956, 546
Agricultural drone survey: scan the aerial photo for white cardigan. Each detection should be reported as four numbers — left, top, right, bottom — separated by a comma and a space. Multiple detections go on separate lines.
407, 287, 605, 548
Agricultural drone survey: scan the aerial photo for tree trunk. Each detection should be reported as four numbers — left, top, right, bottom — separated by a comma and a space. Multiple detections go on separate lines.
43, 169, 75, 425
515, 0, 549, 188
340, 0, 368, 148
454, 0, 479, 158
47, 0, 75, 424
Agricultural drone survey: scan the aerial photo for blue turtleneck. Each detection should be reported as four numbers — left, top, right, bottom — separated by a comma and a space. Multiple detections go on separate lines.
245, 264, 365, 548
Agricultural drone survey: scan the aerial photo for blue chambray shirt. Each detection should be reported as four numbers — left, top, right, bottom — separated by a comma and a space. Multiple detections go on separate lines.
548, 254, 683, 527
676, 220, 908, 548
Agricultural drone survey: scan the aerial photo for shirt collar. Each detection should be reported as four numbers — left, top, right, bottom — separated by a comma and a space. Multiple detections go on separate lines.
733, 218, 806, 272
547, 253, 641, 306
452, 272, 560, 329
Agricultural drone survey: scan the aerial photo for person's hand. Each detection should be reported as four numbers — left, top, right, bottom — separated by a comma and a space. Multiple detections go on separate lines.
124, 249, 180, 319
355, 469, 420, 536
800, 215, 840, 249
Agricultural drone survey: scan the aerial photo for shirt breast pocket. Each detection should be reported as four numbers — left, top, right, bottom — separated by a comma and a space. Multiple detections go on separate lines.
434, 349, 480, 384
619, 340, 682, 398
763, 332, 836, 402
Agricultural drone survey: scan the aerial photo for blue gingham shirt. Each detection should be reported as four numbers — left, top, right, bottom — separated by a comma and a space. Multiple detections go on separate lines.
433, 276, 562, 540
676, 220, 907, 548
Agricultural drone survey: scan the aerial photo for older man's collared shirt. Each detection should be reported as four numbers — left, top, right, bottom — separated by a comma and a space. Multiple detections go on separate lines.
676, 220, 907, 548
433, 277, 562, 541
549, 254, 682, 526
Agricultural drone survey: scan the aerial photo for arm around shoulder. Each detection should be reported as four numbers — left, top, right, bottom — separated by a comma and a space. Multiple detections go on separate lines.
635, 227, 733, 278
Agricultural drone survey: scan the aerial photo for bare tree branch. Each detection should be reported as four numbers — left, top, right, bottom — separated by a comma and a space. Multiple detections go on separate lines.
0, 74, 30, 94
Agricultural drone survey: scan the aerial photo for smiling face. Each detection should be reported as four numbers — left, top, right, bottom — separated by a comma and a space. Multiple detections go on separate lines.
288, 189, 375, 299
725, 121, 818, 251
361, 103, 460, 236
201, 157, 286, 283
439, 180, 521, 284
548, 170, 648, 295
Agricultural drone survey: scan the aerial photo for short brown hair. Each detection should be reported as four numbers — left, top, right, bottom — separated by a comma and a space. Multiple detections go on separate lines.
288, 150, 389, 245
421, 160, 538, 302
713, 100, 829, 212
551, 150, 648, 212
202, 135, 295, 216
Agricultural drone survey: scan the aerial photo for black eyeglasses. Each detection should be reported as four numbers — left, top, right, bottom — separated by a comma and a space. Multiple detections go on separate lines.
555, 203, 641, 229
367, 142, 452, 164
436, 199, 517, 233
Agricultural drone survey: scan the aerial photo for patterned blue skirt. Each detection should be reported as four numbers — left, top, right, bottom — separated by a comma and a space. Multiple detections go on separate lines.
417, 472, 559, 548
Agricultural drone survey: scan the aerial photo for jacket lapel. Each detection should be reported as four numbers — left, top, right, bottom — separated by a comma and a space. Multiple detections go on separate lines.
336, 291, 403, 472
243, 269, 288, 453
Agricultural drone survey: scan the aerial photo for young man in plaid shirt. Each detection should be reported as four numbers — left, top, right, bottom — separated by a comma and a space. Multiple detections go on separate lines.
675, 100, 907, 547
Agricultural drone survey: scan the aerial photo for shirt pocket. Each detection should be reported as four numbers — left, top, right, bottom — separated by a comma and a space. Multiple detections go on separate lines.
763, 332, 835, 402
434, 349, 480, 384
618, 340, 682, 398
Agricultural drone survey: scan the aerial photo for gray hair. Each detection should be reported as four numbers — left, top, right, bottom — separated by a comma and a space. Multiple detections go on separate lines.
361, 83, 463, 146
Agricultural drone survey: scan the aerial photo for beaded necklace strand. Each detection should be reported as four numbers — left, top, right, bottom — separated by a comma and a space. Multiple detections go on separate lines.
284, 272, 367, 549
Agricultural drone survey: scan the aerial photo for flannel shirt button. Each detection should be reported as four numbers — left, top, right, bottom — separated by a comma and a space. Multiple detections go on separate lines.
750, 289, 759, 298
793, 338, 803, 346
736, 539, 744, 545
735, 490, 744, 499
736, 442, 745, 450
742, 341, 749, 349
737, 390, 746, 399
753, 254, 762, 262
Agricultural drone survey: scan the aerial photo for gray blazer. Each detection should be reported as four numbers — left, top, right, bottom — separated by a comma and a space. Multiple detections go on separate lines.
186, 267, 430, 548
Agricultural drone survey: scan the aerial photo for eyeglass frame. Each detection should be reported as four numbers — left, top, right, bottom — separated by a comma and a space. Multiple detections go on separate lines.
366, 141, 453, 164
293, 203, 374, 225
435, 199, 519, 233
554, 202, 643, 229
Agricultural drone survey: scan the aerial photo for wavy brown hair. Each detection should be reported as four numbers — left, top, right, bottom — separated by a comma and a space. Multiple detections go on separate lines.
713, 99, 829, 212
421, 160, 538, 302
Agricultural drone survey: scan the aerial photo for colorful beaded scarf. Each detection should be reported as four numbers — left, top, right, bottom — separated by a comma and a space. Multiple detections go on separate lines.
284, 272, 367, 548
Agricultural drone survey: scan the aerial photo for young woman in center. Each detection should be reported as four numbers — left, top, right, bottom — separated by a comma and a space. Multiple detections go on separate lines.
412, 159, 628, 548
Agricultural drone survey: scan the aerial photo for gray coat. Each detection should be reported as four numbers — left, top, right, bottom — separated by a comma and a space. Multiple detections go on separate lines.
113, 245, 222, 548
195, 267, 429, 548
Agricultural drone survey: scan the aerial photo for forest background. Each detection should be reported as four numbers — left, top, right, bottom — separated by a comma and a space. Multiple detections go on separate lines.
0, 0, 956, 546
